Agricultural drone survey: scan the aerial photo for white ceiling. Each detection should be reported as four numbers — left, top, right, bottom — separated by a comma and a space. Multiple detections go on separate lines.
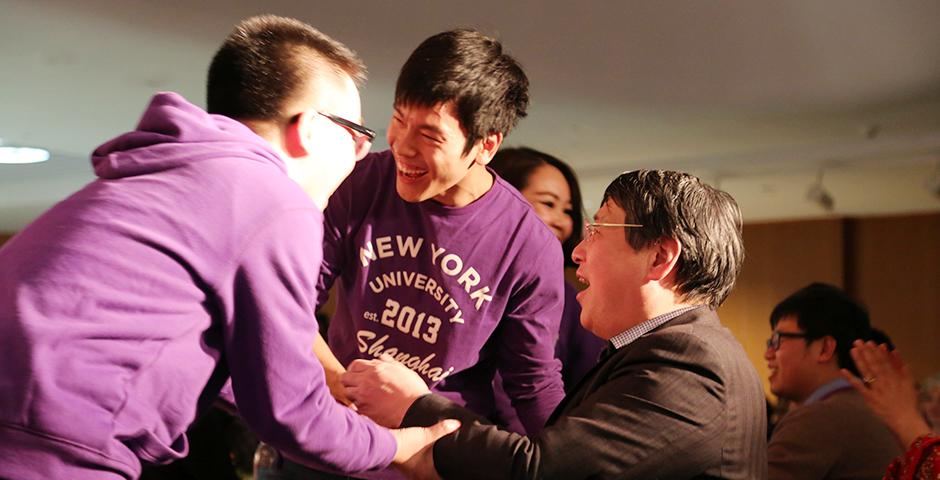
2, 0, 940, 232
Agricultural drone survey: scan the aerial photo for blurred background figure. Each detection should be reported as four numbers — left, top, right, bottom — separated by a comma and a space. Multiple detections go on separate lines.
488, 146, 605, 433
920, 372, 940, 435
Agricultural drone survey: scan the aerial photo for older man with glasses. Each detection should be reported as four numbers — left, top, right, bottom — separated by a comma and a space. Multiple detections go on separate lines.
342, 170, 768, 479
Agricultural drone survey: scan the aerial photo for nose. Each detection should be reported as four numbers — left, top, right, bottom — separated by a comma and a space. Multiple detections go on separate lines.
763, 344, 775, 360
387, 123, 416, 158
571, 238, 586, 265
549, 212, 568, 230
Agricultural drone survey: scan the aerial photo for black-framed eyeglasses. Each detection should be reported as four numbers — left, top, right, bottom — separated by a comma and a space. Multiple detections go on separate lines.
316, 111, 376, 160
583, 221, 643, 241
766, 331, 811, 350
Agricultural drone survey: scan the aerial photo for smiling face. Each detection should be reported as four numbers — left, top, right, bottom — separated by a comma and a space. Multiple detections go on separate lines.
520, 164, 574, 243
387, 101, 499, 207
921, 385, 940, 431
571, 199, 648, 339
764, 316, 822, 404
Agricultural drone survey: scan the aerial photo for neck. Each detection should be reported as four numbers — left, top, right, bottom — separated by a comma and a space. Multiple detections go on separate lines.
810, 369, 844, 391
239, 119, 329, 210
638, 285, 699, 322
792, 368, 844, 406
433, 164, 494, 207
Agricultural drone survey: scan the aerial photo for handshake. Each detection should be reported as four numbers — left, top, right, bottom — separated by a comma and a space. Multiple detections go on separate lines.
341, 356, 457, 480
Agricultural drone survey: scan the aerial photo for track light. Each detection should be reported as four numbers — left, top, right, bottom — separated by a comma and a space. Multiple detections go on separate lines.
926, 160, 940, 200
806, 169, 834, 212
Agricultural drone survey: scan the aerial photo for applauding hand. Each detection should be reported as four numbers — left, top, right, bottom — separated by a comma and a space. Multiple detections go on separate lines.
841, 340, 931, 448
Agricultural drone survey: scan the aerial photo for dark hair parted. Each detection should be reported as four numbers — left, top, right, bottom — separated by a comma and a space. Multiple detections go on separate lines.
603, 170, 744, 308
490, 147, 583, 267
395, 29, 529, 154
207, 15, 365, 120
770, 283, 871, 375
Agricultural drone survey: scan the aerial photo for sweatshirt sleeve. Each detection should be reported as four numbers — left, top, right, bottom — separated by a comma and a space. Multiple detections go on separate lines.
221, 206, 396, 473
494, 236, 566, 435
316, 195, 346, 310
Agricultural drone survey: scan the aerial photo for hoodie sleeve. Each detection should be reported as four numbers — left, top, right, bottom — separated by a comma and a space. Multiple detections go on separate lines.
221, 206, 396, 473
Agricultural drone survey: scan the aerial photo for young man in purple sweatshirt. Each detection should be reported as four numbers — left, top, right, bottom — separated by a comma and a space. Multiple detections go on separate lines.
0, 15, 454, 480
319, 27, 566, 428
259, 28, 567, 480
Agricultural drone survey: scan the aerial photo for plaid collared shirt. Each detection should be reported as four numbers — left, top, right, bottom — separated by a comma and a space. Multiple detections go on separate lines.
608, 306, 702, 350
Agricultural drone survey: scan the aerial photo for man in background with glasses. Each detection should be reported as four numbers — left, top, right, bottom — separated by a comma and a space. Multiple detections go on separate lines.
0, 15, 456, 480
765, 283, 900, 479
343, 170, 769, 479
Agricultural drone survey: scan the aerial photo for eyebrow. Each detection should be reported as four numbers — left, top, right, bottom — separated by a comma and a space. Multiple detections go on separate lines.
531, 191, 562, 201
393, 107, 446, 137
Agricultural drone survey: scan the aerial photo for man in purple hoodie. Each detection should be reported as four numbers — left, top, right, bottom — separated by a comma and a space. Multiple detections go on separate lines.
0, 15, 454, 480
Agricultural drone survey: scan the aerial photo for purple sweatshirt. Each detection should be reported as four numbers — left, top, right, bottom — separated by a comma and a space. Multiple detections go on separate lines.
492, 280, 605, 433
320, 151, 566, 435
0, 93, 395, 479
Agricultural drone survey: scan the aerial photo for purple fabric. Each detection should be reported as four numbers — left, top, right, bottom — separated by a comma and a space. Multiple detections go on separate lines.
319, 151, 566, 435
555, 281, 606, 389
491, 280, 605, 433
0, 92, 395, 479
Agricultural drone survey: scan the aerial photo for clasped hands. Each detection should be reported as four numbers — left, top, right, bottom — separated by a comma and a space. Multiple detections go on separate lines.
342, 355, 450, 479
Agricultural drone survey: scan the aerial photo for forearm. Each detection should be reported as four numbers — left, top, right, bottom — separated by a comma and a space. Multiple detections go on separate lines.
887, 413, 933, 449
314, 331, 351, 405
404, 394, 531, 480
499, 358, 565, 434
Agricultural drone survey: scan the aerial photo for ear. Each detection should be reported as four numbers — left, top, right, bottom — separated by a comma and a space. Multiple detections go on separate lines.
646, 237, 682, 283
473, 131, 504, 166
816, 336, 838, 363
285, 112, 313, 158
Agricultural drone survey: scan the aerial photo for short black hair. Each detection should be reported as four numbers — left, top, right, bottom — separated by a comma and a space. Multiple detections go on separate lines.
207, 15, 365, 120
395, 29, 529, 154
770, 283, 872, 375
602, 170, 744, 308
490, 147, 583, 267
866, 327, 894, 351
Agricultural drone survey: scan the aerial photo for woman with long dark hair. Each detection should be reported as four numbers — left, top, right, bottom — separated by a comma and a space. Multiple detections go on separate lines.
488, 147, 605, 432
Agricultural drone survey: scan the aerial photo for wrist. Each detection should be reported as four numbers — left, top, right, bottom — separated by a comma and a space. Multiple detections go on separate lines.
890, 415, 932, 448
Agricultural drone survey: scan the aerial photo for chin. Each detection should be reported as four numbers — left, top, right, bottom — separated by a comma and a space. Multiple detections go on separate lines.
394, 182, 421, 203
396, 181, 438, 203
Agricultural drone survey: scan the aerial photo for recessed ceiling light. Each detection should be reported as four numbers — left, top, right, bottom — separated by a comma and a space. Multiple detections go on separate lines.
0, 146, 50, 164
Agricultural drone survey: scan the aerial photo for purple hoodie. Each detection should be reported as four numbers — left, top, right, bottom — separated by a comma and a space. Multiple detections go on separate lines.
0, 93, 395, 479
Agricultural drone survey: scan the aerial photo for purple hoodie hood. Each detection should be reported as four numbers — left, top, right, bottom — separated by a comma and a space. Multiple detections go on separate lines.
92, 92, 284, 179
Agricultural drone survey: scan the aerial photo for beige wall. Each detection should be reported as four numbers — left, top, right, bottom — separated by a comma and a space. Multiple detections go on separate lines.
718, 213, 940, 401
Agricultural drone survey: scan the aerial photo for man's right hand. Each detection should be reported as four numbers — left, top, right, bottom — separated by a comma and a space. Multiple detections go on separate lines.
390, 420, 459, 479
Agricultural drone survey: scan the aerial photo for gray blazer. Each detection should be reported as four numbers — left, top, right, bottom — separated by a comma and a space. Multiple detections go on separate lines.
402, 307, 768, 479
